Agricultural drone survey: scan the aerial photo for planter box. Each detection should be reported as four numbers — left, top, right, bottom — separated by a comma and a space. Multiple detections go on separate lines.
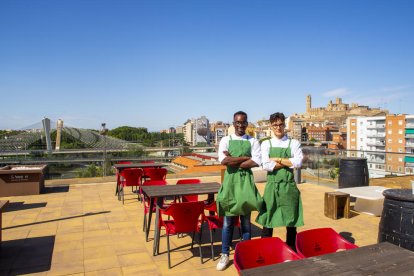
0, 165, 47, 197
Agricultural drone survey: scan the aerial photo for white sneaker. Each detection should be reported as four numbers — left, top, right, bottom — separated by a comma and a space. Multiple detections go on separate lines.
216, 254, 230, 271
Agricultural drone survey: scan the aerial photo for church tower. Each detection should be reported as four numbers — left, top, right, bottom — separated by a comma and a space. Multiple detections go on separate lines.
306, 94, 312, 112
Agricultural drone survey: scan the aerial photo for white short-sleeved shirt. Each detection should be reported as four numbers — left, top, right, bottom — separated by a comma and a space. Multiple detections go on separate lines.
261, 136, 303, 172
218, 134, 261, 166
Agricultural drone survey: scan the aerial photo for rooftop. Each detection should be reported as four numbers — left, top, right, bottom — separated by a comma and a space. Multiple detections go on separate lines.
1, 175, 413, 275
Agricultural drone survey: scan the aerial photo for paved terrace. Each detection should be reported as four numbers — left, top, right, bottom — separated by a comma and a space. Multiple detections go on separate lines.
1, 175, 413, 276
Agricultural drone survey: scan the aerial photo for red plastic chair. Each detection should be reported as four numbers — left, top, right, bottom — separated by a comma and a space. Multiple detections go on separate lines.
141, 160, 156, 183
145, 167, 168, 181
176, 179, 201, 202
158, 201, 205, 269
115, 161, 132, 196
295, 227, 359, 258
234, 237, 302, 273
142, 180, 168, 236
204, 201, 242, 259
119, 168, 142, 204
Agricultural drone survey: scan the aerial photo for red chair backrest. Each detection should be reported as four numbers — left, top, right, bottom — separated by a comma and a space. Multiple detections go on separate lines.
141, 160, 155, 163
234, 237, 302, 272
142, 180, 167, 186
176, 179, 201, 202
116, 161, 132, 181
161, 201, 205, 233
142, 180, 167, 212
295, 227, 359, 258
120, 168, 142, 187
145, 168, 167, 181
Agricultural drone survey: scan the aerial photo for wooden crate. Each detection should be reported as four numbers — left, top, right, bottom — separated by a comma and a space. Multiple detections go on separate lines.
324, 192, 350, 219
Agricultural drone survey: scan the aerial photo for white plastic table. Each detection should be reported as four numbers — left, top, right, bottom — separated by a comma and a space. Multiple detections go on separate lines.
336, 186, 389, 216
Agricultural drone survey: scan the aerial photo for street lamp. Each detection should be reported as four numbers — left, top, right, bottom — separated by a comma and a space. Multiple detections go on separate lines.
100, 123, 108, 177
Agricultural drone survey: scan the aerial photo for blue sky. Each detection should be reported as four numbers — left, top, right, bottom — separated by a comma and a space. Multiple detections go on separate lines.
1, 0, 413, 131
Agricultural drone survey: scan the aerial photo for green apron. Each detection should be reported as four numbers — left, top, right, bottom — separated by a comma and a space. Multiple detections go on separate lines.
216, 137, 263, 216
256, 139, 304, 228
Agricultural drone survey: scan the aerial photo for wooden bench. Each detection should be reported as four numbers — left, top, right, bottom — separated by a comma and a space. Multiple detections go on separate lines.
0, 200, 9, 242
324, 192, 350, 219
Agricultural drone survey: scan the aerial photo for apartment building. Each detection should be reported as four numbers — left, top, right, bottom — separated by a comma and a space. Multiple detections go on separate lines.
182, 116, 212, 146
347, 115, 414, 177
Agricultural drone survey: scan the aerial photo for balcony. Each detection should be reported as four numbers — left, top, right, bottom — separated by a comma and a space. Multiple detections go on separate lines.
366, 141, 385, 146
367, 158, 385, 164
366, 124, 385, 129
366, 133, 385, 138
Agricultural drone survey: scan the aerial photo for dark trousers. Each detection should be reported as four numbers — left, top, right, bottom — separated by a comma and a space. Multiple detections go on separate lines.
261, 226, 297, 250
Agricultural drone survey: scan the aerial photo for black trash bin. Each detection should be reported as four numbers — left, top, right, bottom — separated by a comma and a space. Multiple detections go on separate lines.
378, 189, 414, 251
338, 157, 369, 189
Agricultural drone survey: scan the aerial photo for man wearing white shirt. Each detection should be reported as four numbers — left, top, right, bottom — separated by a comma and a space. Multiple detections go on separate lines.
216, 111, 263, 271
256, 112, 304, 250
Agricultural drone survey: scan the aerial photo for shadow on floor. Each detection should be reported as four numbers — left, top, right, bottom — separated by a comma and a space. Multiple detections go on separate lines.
0, 236, 55, 275
339, 231, 356, 244
5, 201, 47, 212
43, 186, 69, 194
3, 211, 111, 230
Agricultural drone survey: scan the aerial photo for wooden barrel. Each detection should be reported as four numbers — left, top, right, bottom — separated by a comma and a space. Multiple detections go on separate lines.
338, 158, 369, 189
378, 189, 414, 251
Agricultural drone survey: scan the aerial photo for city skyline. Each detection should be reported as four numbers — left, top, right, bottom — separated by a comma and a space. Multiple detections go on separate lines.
1, 1, 413, 131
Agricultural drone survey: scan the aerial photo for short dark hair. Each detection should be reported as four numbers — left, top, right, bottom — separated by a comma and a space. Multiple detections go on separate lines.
234, 111, 248, 120
269, 112, 285, 123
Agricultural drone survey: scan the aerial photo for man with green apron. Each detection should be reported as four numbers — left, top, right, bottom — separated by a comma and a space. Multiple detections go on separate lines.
216, 111, 262, 271
256, 112, 304, 250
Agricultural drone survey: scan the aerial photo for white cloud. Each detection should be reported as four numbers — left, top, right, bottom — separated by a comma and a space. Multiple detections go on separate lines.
322, 88, 350, 98
379, 85, 411, 93
347, 92, 407, 108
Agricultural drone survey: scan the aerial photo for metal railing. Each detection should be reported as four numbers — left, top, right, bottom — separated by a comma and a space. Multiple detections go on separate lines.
1, 147, 414, 183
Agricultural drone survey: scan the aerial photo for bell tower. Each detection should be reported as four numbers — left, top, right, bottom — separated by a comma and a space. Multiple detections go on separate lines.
306, 94, 312, 113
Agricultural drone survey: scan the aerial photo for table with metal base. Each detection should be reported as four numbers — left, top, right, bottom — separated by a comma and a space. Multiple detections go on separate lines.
141, 182, 221, 256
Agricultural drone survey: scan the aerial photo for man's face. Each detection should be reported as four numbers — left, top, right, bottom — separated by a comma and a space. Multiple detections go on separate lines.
271, 119, 285, 139
233, 114, 248, 136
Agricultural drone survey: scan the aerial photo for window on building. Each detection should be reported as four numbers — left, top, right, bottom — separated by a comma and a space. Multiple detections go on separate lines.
388, 139, 392, 143
398, 120, 403, 126
398, 167, 402, 172
399, 139, 403, 144
351, 138, 355, 142
399, 148, 403, 153
388, 121, 392, 125
351, 122, 356, 126
398, 158, 403, 162
388, 165, 392, 171
388, 130, 392, 134
399, 130, 403, 134
388, 156, 392, 161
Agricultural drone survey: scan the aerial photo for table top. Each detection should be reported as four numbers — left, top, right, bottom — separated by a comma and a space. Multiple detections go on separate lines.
241, 242, 414, 275
141, 182, 221, 197
113, 163, 166, 170
336, 186, 389, 200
